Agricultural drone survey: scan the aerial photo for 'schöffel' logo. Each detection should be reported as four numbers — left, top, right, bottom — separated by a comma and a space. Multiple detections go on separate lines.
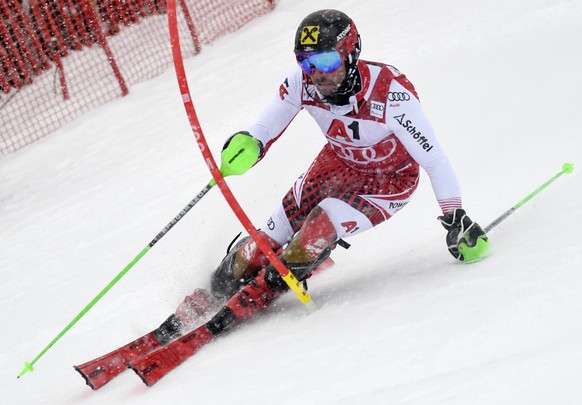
388, 92, 410, 102
393, 113, 433, 152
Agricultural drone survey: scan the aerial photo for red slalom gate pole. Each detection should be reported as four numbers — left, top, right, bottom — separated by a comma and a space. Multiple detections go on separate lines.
166, 0, 316, 312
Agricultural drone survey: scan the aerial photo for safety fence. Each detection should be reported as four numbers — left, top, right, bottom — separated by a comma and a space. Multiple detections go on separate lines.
0, 0, 275, 155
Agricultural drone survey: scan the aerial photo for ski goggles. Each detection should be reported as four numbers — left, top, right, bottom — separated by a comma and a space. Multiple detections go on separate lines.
295, 51, 343, 74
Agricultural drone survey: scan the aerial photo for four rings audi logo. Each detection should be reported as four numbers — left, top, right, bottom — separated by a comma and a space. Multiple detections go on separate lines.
388, 92, 410, 102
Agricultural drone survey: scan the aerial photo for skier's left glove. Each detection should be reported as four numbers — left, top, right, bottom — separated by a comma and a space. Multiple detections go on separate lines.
220, 131, 264, 177
438, 208, 488, 262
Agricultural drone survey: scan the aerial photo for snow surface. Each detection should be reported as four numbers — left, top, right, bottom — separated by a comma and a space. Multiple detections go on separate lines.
2, 0, 582, 403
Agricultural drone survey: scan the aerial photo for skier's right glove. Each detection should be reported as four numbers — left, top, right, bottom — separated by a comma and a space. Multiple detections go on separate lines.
438, 208, 488, 263
220, 131, 264, 178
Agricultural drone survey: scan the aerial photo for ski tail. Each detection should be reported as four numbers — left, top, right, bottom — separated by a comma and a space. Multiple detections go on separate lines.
129, 324, 214, 386
73, 289, 222, 390
74, 331, 162, 390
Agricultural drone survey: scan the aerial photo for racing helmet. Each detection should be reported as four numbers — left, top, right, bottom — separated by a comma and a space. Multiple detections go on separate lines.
294, 9, 362, 105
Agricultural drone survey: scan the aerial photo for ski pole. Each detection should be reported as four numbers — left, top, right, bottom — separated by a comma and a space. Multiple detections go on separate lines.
18, 182, 215, 379
484, 162, 574, 233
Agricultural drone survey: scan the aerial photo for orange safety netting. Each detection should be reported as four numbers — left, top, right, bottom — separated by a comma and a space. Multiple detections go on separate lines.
0, 0, 275, 155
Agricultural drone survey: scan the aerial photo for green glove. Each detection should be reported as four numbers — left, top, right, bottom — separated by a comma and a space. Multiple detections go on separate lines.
216, 132, 263, 182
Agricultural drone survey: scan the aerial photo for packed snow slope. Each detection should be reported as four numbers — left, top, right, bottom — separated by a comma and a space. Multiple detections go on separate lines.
1, 0, 581, 403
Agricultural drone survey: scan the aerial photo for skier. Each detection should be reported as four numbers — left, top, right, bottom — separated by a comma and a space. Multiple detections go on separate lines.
74, 9, 494, 388
160, 9, 489, 342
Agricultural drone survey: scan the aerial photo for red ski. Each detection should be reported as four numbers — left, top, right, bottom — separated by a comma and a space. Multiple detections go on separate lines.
130, 324, 214, 386
74, 331, 162, 390
74, 289, 219, 390
76, 257, 336, 389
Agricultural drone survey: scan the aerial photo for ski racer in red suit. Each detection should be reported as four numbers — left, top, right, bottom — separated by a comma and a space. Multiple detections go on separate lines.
159, 9, 489, 342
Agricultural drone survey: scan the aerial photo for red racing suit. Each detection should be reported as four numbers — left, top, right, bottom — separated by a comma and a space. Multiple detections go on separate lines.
247, 60, 462, 245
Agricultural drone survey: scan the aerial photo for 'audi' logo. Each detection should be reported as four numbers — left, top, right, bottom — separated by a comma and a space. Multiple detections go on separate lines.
328, 137, 397, 164
388, 92, 410, 102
